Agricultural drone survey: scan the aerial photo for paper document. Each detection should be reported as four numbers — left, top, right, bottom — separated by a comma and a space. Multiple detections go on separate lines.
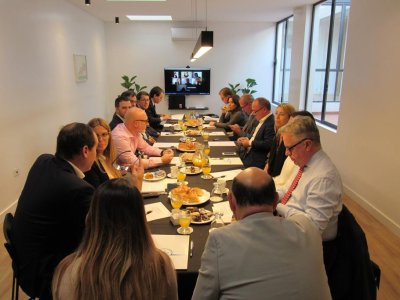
212, 201, 233, 224
208, 131, 226, 136
210, 169, 242, 181
153, 142, 179, 148
209, 157, 243, 166
160, 132, 183, 137
203, 116, 219, 122
145, 202, 171, 222
152, 234, 190, 270
209, 141, 236, 147
171, 114, 185, 120
142, 178, 177, 193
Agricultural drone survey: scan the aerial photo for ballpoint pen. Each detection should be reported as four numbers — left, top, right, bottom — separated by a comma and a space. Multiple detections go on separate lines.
190, 240, 194, 257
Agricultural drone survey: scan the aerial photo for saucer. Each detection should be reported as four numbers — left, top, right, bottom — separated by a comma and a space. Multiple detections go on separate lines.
214, 188, 229, 195
167, 173, 177, 179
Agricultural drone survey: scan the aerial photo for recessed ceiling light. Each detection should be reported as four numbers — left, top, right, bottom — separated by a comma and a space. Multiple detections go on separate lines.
126, 15, 172, 21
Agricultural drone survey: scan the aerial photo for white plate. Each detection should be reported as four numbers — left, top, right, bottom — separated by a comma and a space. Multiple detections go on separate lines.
168, 189, 210, 206
213, 188, 229, 195
185, 130, 202, 136
190, 209, 215, 224
180, 166, 202, 175
143, 170, 166, 181
179, 137, 196, 142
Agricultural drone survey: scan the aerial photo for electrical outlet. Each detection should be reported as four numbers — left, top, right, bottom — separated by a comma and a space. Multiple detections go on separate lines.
13, 169, 20, 177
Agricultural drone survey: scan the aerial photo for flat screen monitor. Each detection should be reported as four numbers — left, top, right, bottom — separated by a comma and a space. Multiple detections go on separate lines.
164, 68, 211, 95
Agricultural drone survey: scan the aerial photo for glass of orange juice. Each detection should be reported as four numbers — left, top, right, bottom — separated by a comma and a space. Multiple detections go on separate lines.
203, 142, 211, 156
176, 169, 187, 182
177, 210, 193, 234
171, 195, 183, 209
201, 157, 212, 179
202, 130, 209, 141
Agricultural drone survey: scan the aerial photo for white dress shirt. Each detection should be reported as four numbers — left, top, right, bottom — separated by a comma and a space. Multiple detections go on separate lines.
249, 112, 272, 146
276, 150, 343, 241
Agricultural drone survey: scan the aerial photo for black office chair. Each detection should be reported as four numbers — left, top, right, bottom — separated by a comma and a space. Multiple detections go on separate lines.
325, 205, 380, 300
3, 213, 20, 300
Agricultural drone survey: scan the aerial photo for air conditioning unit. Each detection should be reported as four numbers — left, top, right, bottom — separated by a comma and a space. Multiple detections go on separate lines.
171, 28, 199, 41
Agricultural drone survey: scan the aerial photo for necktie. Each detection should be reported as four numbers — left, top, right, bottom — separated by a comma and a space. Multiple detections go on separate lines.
281, 167, 304, 205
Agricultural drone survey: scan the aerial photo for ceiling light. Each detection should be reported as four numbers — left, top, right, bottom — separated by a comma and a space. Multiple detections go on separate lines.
193, 31, 213, 59
190, 53, 197, 62
85, 0, 90, 6
115, 17, 119, 24
126, 15, 172, 21
108, 0, 165, 2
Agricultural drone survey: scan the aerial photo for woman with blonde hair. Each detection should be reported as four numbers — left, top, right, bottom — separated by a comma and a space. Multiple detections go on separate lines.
84, 118, 121, 187
265, 103, 296, 176
52, 178, 178, 300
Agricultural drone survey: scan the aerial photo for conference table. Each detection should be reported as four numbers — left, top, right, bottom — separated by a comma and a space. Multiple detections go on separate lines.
143, 121, 244, 299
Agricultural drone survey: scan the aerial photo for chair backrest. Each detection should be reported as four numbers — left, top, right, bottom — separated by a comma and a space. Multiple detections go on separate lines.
3, 213, 17, 262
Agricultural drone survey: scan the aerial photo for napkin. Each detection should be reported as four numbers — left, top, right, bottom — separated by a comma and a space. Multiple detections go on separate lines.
152, 234, 189, 270
208, 132, 226, 136
171, 114, 185, 120
210, 169, 242, 181
145, 202, 171, 222
203, 116, 219, 122
142, 178, 177, 193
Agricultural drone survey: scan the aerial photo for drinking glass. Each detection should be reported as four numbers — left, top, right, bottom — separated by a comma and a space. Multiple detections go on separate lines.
177, 210, 193, 235
171, 195, 183, 209
209, 212, 225, 232
203, 142, 211, 156
202, 130, 209, 141
176, 170, 187, 182
201, 158, 212, 179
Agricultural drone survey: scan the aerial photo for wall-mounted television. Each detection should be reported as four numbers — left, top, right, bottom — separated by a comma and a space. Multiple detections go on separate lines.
164, 68, 211, 95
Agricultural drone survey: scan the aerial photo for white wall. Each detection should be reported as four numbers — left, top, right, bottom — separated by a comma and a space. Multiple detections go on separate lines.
105, 21, 275, 118
314, 0, 400, 235
0, 0, 108, 218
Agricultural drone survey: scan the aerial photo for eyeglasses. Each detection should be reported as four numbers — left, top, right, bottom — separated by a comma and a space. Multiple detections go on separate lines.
96, 132, 109, 139
285, 138, 311, 153
253, 107, 264, 114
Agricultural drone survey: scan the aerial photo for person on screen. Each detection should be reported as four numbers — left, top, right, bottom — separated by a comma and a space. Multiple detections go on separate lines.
52, 179, 177, 300
192, 168, 331, 300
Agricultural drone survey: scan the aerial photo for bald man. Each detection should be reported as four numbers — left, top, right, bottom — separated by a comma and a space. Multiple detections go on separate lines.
112, 107, 174, 169
192, 168, 331, 300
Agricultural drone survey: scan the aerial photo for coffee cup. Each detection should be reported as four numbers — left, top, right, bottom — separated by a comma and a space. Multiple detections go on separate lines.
170, 165, 178, 178
217, 178, 227, 193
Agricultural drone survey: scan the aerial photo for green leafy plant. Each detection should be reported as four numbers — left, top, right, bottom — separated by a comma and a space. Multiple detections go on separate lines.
121, 75, 147, 93
227, 78, 258, 95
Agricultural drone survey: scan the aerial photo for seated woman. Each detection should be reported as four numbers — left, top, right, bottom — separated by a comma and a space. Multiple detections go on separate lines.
210, 95, 247, 130
264, 103, 296, 177
52, 179, 178, 300
84, 118, 121, 187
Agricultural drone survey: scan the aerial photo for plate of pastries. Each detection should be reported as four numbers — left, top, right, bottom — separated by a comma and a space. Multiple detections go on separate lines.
169, 184, 210, 206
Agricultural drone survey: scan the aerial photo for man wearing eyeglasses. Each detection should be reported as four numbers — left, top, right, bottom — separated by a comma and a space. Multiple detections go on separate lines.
236, 97, 275, 169
112, 107, 174, 169
275, 116, 343, 242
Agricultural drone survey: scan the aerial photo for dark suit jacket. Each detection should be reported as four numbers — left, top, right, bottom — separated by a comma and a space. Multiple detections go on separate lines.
84, 160, 109, 188
242, 114, 275, 169
267, 135, 287, 177
12, 154, 94, 298
109, 113, 123, 131
146, 101, 163, 132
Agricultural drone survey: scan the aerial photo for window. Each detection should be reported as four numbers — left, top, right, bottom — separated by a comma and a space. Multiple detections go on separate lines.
272, 16, 294, 104
306, 0, 351, 128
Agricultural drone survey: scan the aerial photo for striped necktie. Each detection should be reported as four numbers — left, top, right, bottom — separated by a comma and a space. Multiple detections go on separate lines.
281, 167, 304, 205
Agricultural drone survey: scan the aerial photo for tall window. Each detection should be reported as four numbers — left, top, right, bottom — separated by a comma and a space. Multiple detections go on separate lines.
273, 16, 294, 104
306, 0, 351, 128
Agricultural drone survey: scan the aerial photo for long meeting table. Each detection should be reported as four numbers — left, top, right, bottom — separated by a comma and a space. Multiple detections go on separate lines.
143, 122, 244, 299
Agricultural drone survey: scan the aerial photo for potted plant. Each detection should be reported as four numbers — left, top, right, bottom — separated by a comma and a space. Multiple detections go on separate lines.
227, 78, 258, 95
121, 75, 147, 93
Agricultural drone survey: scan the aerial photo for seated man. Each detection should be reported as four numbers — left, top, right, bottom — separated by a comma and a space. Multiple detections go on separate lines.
11, 123, 97, 299
192, 168, 331, 300
236, 97, 275, 169
147, 86, 171, 132
112, 107, 174, 169
109, 94, 132, 130
229, 94, 258, 140
275, 116, 343, 242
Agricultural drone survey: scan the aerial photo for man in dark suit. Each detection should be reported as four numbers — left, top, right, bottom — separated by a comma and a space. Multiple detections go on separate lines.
109, 94, 132, 130
11, 123, 98, 299
146, 86, 171, 132
237, 97, 275, 169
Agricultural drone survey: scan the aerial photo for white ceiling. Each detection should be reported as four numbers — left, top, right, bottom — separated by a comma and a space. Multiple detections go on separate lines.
66, 0, 316, 23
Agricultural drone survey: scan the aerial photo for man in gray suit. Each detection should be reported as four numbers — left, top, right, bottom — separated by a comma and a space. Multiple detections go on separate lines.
192, 168, 331, 300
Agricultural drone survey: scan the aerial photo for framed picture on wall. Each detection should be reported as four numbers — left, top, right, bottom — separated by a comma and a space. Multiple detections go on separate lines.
73, 54, 88, 82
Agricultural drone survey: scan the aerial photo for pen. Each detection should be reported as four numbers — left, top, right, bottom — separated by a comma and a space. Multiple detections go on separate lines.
146, 210, 152, 215
190, 240, 194, 257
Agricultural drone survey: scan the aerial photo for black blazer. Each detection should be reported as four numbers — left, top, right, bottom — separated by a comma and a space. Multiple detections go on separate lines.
146, 101, 163, 131
12, 154, 94, 298
267, 135, 287, 177
242, 114, 275, 169
84, 160, 109, 188
109, 113, 123, 131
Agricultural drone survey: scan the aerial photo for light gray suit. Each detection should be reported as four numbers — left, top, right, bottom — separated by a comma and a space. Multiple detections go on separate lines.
192, 213, 331, 300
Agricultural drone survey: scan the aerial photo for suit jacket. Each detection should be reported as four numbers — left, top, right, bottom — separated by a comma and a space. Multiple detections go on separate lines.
242, 114, 275, 169
267, 135, 287, 177
215, 109, 248, 130
192, 213, 331, 300
84, 160, 109, 188
12, 154, 94, 298
146, 101, 163, 131
109, 113, 123, 131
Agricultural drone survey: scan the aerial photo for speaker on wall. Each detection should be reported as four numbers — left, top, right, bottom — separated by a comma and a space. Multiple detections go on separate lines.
168, 94, 186, 109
